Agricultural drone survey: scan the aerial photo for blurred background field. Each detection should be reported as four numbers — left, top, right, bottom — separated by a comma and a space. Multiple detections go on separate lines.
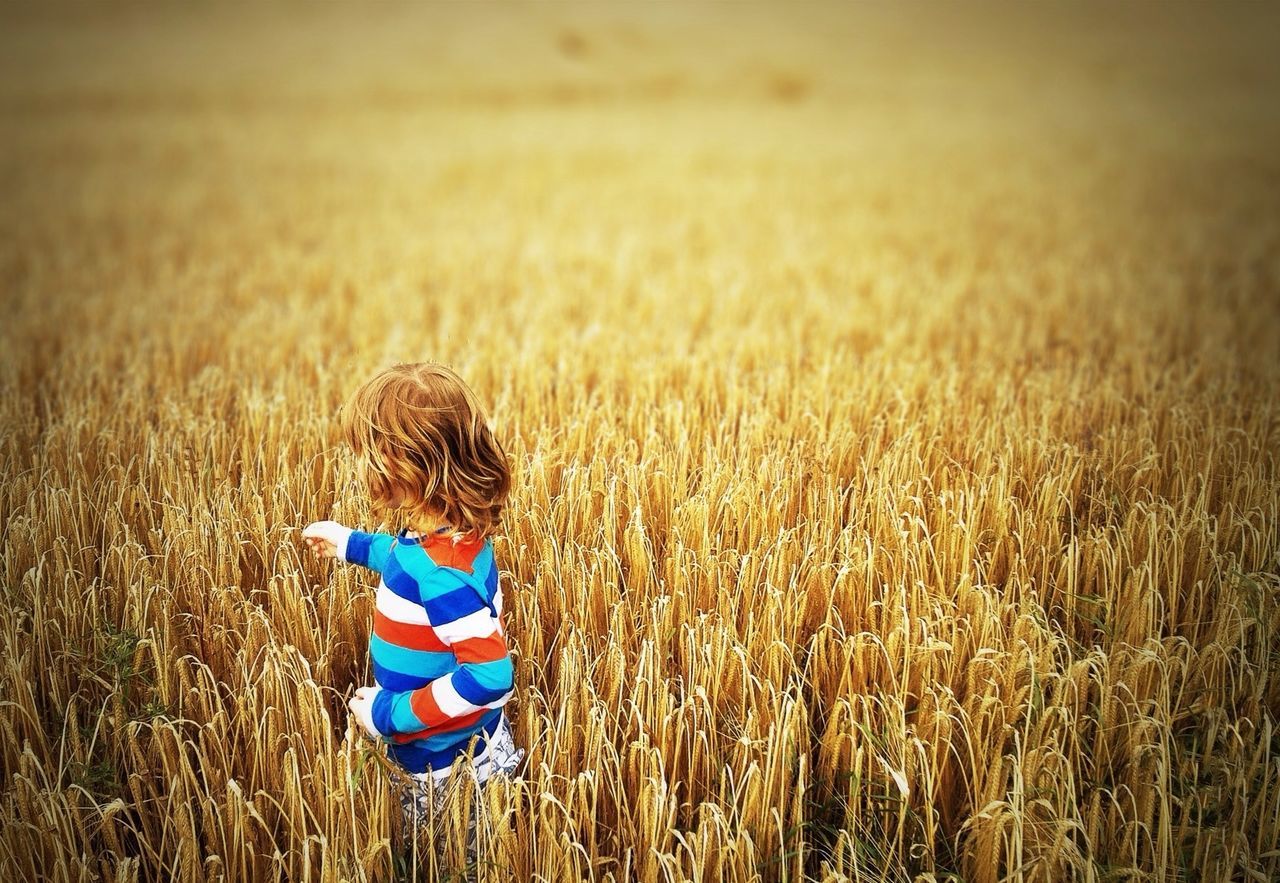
1, 2, 1278, 881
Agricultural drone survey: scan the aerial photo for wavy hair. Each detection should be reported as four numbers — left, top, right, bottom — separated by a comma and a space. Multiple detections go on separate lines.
339, 362, 512, 540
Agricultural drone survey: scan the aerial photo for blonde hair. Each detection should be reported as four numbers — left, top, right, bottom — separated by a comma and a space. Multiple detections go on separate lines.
339, 362, 512, 540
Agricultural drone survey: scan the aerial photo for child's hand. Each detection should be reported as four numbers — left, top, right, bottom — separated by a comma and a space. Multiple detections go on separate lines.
302, 520, 352, 561
348, 685, 383, 739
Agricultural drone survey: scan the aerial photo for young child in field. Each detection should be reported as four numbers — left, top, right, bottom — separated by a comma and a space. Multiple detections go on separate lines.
300, 361, 524, 859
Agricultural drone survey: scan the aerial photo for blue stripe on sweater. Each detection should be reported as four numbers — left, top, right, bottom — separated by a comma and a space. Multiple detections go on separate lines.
484, 555, 498, 595
382, 553, 424, 603
452, 658, 514, 706
373, 659, 432, 692
346, 531, 373, 568
468, 543, 496, 586
369, 634, 457, 681
371, 685, 427, 736
394, 543, 438, 590
385, 707, 505, 774
461, 544, 497, 601
423, 582, 489, 625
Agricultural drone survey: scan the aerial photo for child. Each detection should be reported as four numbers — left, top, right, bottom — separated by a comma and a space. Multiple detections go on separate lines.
300, 361, 525, 865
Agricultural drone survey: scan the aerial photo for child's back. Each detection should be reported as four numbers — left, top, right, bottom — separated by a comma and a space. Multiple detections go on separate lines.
342, 522, 517, 774
302, 361, 524, 868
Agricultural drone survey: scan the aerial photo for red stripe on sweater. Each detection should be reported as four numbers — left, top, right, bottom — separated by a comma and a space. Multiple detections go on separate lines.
373, 610, 450, 652
384, 705, 493, 744
378, 701, 488, 742
408, 682, 449, 729
452, 630, 508, 665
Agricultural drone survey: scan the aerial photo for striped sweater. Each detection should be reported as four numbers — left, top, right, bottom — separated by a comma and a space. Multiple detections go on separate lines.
340, 525, 514, 775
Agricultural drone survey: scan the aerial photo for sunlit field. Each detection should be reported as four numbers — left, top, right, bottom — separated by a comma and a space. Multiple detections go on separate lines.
2, 3, 1278, 881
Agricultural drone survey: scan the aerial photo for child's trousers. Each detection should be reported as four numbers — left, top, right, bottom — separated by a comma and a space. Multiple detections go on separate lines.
396, 713, 525, 872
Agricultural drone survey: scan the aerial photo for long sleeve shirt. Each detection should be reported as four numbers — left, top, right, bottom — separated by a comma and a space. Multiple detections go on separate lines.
339, 524, 514, 775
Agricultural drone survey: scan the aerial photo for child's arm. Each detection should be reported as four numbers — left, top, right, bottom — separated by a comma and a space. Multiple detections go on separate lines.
302, 521, 396, 574
341, 529, 396, 573
369, 573, 513, 737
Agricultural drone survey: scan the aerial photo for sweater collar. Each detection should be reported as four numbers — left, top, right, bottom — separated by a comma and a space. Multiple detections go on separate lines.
396, 525, 479, 547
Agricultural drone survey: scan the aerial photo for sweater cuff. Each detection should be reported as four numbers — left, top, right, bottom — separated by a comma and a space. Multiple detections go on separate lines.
370, 687, 398, 737
334, 525, 354, 563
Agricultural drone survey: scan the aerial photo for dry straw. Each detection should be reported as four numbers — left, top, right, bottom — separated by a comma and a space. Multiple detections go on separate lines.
2, 4, 1279, 883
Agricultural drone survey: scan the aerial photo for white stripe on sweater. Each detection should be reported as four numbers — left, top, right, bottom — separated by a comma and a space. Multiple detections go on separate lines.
432, 608, 495, 644
376, 583, 431, 625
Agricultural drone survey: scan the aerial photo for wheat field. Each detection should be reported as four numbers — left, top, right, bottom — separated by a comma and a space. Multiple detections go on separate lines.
2, 3, 1279, 882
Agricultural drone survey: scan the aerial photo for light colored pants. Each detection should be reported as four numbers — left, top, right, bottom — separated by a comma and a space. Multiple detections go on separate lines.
396, 713, 525, 866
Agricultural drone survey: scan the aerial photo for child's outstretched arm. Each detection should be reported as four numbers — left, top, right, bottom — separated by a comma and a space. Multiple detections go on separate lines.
302, 520, 396, 574
368, 572, 513, 738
